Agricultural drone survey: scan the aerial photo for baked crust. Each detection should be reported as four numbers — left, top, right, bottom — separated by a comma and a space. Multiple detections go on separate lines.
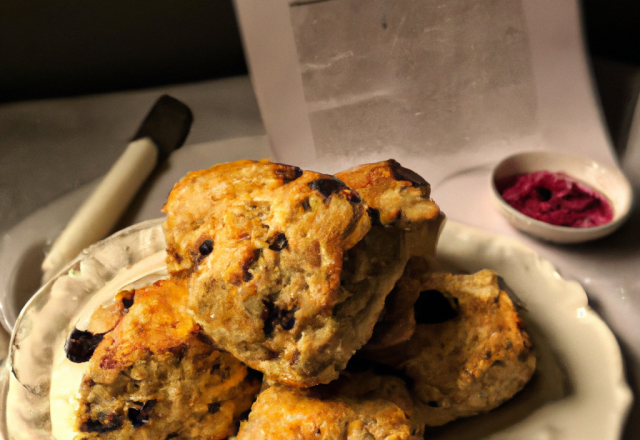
161, 159, 443, 388
236, 372, 420, 440
162, 159, 371, 387
162, 159, 444, 388
73, 279, 261, 440
335, 159, 442, 230
366, 270, 536, 427
335, 159, 445, 266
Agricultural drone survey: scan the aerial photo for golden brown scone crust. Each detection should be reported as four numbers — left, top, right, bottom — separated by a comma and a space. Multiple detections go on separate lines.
161, 159, 443, 388
368, 270, 536, 427
336, 159, 445, 266
162, 159, 372, 387
162, 159, 444, 389
74, 280, 261, 440
335, 159, 442, 230
236, 372, 420, 440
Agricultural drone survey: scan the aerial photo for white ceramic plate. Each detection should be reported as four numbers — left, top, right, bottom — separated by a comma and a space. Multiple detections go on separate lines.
0, 219, 632, 439
431, 220, 632, 440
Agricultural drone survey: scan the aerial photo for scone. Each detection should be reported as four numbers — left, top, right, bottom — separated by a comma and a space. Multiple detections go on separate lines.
64, 279, 261, 440
367, 270, 536, 427
336, 160, 445, 352
162, 159, 443, 388
162, 159, 371, 387
335, 160, 445, 287
335, 159, 441, 230
236, 371, 420, 440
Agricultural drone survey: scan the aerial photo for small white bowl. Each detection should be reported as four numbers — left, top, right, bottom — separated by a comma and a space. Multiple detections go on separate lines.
491, 151, 633, 244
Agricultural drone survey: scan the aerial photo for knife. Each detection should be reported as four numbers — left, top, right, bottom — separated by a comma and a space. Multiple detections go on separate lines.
41, 95, 193, 283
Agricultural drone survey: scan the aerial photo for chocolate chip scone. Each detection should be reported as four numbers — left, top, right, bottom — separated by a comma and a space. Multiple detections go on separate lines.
162, 159, 443, 388
236, 371, 420, 440
66, 280, 261, 440
336, 160, 445, 351
366, 270, 537, 427
162, 159, 372, 387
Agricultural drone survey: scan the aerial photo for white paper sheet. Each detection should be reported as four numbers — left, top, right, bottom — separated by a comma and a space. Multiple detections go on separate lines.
235, 0, 617, 182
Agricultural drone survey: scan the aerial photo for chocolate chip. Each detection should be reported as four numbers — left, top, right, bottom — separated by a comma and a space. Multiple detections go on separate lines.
414, 290, 458, 324
208, 403, 221, 414
306, 177, 361, 203
308, 178, 349, 201
199, 239, 214, 256
280, 308, 296, 330
535, 186, 552, 201
165, 434, 179, 440
65, 328, 105, 363
301, 198, 311, 211
81, 414, 123, 433
262, 301, 278, 337
268, 233, 288, 251
121, 296, 134, 309
274, 164, 303, 183
427, 401, 439, 408
388, 160, 429, 187
263, 302, 297, 334
242, 249, 261, 282
348, 191, 361, 203
120, 290, 135, 309
128, 400, 157, 428
367, 207, 383, 226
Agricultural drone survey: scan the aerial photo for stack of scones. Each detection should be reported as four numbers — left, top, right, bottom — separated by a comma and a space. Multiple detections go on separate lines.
55, 159, 535, 440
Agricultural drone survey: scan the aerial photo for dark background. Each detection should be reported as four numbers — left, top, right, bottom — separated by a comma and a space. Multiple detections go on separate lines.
0, 0, 639, 150
0, 1, 247, 103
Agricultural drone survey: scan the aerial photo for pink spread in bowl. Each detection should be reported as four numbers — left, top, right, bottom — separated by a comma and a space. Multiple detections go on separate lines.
500, 171, 613, 228
491, 151, 632, 243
